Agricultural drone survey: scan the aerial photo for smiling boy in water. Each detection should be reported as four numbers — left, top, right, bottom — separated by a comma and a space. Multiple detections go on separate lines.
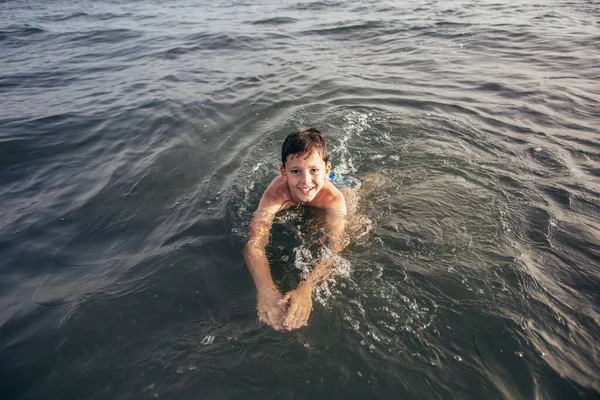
243, 128, 358, 330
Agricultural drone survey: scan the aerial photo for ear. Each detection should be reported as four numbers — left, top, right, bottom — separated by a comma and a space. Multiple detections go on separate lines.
326, 163, 331, 175
280, 164, 287, 181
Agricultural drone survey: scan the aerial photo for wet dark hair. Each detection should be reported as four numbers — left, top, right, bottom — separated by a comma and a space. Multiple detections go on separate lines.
281, 128, 329, 165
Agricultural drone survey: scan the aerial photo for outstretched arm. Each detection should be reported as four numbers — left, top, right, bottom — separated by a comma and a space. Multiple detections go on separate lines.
243, 200, 288, 330
283, 207, 348, 329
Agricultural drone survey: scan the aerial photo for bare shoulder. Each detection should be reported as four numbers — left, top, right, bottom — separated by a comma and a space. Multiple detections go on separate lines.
314, 181, 347, 215
258, 176, 293, 212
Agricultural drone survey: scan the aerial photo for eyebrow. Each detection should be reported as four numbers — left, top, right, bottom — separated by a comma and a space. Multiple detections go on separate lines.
289, 164, 321, 168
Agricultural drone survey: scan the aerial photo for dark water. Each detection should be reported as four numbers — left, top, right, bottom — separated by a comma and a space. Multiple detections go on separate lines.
1, 0, 600, 398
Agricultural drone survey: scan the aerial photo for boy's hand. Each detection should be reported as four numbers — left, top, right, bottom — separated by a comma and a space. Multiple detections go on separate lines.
281, 283, 313, 330
257, 286, 288, 330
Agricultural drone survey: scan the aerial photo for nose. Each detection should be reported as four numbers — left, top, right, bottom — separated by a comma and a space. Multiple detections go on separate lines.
301, 171, 312, 184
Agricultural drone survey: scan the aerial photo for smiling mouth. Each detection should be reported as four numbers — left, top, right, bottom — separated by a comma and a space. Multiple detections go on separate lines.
298, 187, 314, 194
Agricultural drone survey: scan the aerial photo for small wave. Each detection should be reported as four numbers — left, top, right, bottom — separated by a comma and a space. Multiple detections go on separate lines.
68, 28, 142, 45
303, 21, 386, 36
181, 31, 258, 51
0, 25, 45, 41
41, 12, 89, 22
287, 1, 344, 11
526, 146, 571, 176
434, 20, 472, 27
475, 81, 539, 100
251, 17, 298, 25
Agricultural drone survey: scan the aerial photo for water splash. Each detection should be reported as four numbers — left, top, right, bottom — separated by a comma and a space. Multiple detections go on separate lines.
329, 111, 373, 175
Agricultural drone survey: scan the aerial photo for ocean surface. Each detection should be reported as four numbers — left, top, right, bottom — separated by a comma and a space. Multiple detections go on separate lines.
1, 0, 599, 399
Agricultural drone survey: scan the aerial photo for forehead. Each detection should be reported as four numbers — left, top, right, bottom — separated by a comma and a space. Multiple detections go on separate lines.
285, 151, 326, 166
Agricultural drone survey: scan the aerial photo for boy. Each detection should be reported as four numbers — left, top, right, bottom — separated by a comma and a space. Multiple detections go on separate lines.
243, 128, 355, 331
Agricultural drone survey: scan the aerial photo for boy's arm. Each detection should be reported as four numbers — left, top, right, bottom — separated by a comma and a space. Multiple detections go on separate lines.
283, 197, 348, 329
243, 187, 288, 330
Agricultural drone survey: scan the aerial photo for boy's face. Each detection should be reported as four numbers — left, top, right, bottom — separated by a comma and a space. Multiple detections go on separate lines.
280, 151, 331, 203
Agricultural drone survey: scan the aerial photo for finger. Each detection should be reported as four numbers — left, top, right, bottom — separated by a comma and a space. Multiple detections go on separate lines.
301, 308, 311, 326
278, 293, 291, 305
271, 321, 283, 331
285, 303, 299, 327
266, 311, 283, 331
260, 314, 280, 331
290, 307, 306, 329
258, 310, 268, 324
301, 302, 313, 326
299, 308, 309, 327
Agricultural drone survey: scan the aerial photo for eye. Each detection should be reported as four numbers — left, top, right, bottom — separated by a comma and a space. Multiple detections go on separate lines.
311, 169, 320, 173
290, 169, 299, 174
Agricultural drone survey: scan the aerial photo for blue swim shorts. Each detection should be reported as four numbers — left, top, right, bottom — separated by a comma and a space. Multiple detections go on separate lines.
329, 172, 361, 189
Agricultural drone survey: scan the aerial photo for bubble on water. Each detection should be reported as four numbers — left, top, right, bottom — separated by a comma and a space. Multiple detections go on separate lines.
349, 319, 360, 331
250, 162, 264, 174
293, 245, 313, 275
201, 335, 215, 345
454, 355, 463, 362
367, 330, 383, 343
